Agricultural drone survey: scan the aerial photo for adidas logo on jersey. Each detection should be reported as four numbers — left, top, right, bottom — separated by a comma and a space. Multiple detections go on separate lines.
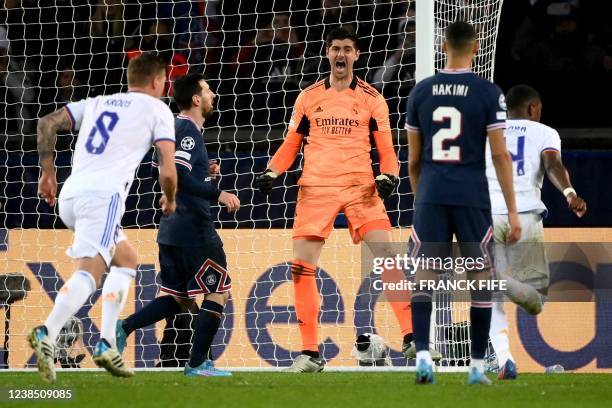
314, 106, 323, 113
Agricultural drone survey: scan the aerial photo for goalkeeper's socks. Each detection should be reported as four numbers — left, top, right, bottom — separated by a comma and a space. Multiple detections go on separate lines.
122, 295, 182, 336
489, 302, 514, 367
470, 304, 492, 360
291, 259, 320, 353
390, 300, 413, 338
100, 267, 135, 349
189, 300, 223, 368
44, 270, 96, 342
411, 291, 433, 353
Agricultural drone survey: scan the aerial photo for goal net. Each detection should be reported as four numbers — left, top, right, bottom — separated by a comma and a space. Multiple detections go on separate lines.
0, 0, 504, 370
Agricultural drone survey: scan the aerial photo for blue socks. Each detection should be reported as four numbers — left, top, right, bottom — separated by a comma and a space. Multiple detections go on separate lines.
189, 300, 223, 368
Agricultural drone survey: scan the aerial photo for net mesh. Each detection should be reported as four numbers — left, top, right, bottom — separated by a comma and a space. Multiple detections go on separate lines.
0, 0, 503, 369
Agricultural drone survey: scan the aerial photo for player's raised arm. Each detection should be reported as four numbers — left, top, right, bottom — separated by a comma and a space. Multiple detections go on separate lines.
371, 93, 399, 199
37, 105, 79, 206
488, 128, 521, 243
255, 92, 306, 194
542, 150, 587, 217
155, 140, 178, 215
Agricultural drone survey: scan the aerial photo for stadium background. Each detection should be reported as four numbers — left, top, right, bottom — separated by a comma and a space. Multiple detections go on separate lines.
1, 0, 611, 372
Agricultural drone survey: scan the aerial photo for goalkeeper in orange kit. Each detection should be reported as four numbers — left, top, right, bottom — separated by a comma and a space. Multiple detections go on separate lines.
256, 27, 438, 372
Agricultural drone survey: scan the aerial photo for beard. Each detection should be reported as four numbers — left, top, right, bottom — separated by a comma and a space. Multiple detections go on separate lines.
203, 104, 214, 119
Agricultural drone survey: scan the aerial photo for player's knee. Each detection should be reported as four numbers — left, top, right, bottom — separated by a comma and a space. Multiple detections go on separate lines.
173, 296, 197, 312
112, 240, 138, 269
204, 291, 229, 307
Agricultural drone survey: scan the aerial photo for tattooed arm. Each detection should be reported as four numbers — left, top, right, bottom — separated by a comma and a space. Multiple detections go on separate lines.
37, 108, 72, 206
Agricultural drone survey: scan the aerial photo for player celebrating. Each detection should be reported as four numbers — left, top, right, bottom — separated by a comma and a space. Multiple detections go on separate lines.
406, 21, 521, 384
115, 73, 240, 377
30, 54, 178, 382
256, 27, 419, 373
485, 84, 586, 379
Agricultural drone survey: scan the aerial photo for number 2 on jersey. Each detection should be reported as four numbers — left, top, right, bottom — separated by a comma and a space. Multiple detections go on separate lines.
432, 106, 461, 162
85, 111, 119, 154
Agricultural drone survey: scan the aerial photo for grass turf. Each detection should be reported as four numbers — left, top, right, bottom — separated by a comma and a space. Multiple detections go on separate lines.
0, 372, 610, 408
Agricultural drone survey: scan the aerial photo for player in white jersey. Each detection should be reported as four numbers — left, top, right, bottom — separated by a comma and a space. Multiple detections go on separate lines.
485, 85, 587, 379
29, 54, 178, 383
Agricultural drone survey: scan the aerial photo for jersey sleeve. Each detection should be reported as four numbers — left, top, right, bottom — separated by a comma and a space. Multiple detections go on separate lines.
153, 104, 176, 144
541, 128, 562, 153
174, 129, 201, 172
370, 94, 398, 175
405, 85, 421, 131
64, 99, 87, 130
486, 84, 507, 132
269, 90, 307, 174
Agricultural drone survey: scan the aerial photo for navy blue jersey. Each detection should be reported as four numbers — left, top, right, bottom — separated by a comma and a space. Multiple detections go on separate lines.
156, 115, 221, 247
406, 69, 506, 209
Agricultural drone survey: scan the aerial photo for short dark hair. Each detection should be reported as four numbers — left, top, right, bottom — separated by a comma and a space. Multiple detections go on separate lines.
445, 21, 477, 50
127, 53, 167, 87
173, 73, 205, 110
506, 85, 541, 111
325, 27, 359, 50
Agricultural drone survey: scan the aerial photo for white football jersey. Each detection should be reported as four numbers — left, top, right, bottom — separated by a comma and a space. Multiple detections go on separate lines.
60, 92, 175, 200
486, 119, 561, 215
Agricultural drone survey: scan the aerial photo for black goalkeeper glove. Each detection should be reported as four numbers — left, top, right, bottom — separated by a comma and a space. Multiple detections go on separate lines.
375, 173, 399, 200
255, 169, 278, 194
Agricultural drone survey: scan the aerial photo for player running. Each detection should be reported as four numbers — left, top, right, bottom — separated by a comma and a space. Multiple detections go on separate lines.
30, 54, 178, 382
255, 27, 424, 373
485, 84, 587, 380
115, 73, 240, 377
406, 21, 521, 385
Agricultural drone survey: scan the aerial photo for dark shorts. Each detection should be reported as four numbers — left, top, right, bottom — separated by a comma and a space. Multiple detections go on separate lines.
409, 204, 494, 270
158, 243, 232, 298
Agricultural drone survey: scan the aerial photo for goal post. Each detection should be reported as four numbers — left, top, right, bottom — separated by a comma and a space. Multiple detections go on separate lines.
0, 0, 505, 370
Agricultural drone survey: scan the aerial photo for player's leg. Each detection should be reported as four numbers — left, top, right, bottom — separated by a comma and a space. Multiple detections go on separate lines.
117, 244, 188, 354
488, 214, 517, 379
453, 207, 495, 385
93, 230, 137, 377
489, 301, 517, 379
498, 212, 547, 314
182, 243, 232, 377
28, 195, 112, 383
409, 204, 453, 384
185, 292, 231, 377
350, 183, 444, 363
284, 186, 339, 373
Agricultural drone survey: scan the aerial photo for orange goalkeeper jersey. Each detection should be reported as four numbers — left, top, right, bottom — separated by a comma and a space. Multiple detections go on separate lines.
269, 76, 398, 186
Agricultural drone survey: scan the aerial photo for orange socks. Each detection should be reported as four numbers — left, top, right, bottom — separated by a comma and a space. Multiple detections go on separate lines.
389, 300, 413, 336
382, 267, 413, 337
291, 259, 320, 353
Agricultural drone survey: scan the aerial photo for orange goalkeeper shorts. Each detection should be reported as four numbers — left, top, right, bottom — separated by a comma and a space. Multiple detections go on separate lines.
293, 184, 391, 244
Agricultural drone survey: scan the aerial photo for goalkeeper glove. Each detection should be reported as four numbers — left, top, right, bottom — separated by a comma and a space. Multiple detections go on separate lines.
375, 174, 399, 200
255, 169, 278, 194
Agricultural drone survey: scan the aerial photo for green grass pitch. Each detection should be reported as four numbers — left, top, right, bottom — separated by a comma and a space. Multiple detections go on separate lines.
1, 372, 610, 407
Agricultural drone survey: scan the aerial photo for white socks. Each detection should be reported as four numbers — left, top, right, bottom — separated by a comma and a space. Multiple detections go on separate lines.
416, 350, 433, 365
100, 267, 135, 348
489, 302, 514, 367
44, 270, 96, 342
470, 358, 485, 373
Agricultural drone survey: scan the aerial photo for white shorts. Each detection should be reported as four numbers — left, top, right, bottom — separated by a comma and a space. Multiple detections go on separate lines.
492, 212, 549, 290
59, 193, 127, 266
